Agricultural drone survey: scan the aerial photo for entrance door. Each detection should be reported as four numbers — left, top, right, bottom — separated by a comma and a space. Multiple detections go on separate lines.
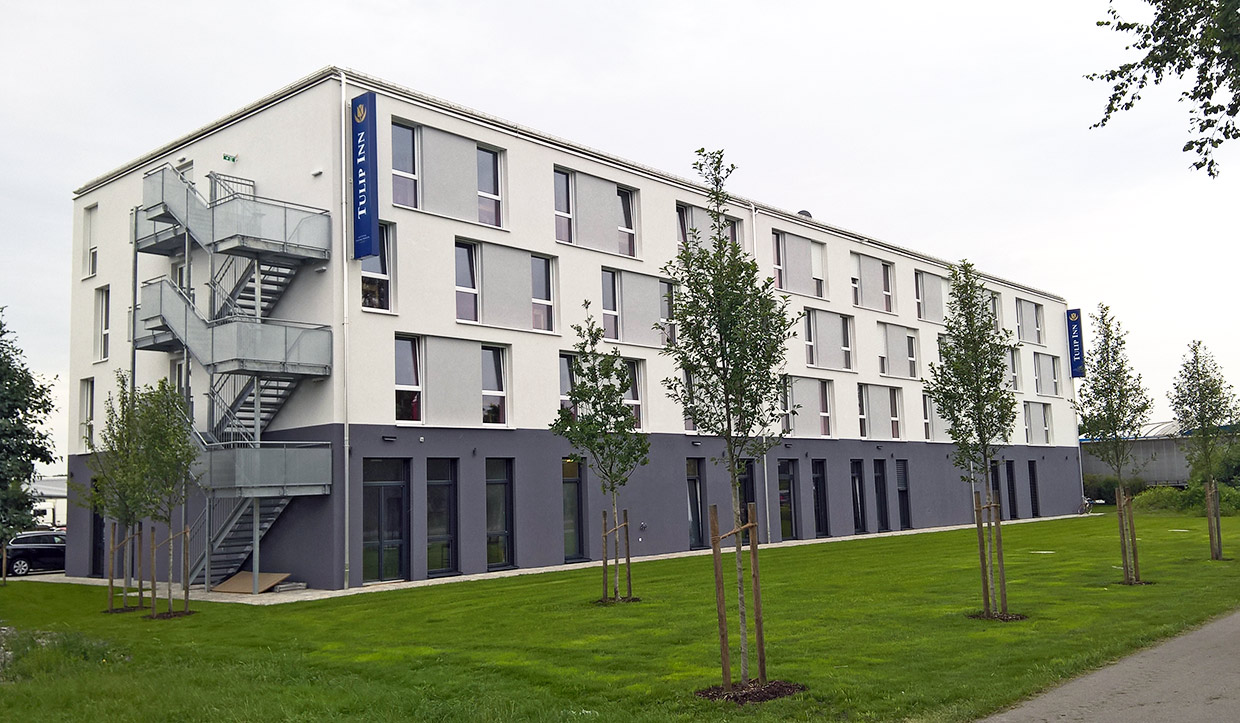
426, 458, 458, 575
362, 459, 408, 583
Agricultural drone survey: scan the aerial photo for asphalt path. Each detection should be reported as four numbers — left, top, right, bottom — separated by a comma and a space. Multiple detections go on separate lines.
980, 609, 1240, 722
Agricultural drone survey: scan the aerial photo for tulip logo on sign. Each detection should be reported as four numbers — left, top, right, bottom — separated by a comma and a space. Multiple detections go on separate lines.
354, 103, 367, 124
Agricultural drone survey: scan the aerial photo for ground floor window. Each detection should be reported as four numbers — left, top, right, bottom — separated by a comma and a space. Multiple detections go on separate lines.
1006, 460, 1020, 520
874, 459, 890, 532
1028, 460, 1042, 518
687, 458, 705, 549
563, 458, 584, 562
778, 459, 797, 540
363, 458, 409, 583
486, 459, 514, 569
426, 458, 458, 576
812, 460, 829, 538
896, 460, 911, 530
850, 459, 867, 534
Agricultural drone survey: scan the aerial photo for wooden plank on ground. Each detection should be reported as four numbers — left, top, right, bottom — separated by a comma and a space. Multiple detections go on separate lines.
212, 572, 290, 594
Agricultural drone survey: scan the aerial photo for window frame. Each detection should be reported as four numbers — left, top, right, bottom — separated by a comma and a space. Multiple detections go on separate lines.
889, 387, 901, 438
94, 286, 110, 362
83, 204, 98, 278
922, 393, 932, 439
485, 458, 515, 569
819, 380, 832, 436
79, 377, 95, 446
676, 204, 690, 248
558, 353, 575, 413
455, 242, 479, 322
804, 311, 816, 365
841, 315, 853, 370
481, 345, 507, 426
391, 123, 420, 209
394, 336, 422, 423
553, 169, 574, 243
772, 231, 785, 289
857, 383, 869, 438
623, 359, 643, 429
616, 187, 636, 256
601, 269, 620, 340
531, 255, 554, 331
361, 223, 393, 311
659, 280, 676, 345
476, 146, 502, 227
881, 262, 894, 312
915, 271, 925, 319
906, 334, 917, 378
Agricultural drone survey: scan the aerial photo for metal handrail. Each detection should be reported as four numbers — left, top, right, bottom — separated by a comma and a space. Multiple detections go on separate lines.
141, 276, 329, 331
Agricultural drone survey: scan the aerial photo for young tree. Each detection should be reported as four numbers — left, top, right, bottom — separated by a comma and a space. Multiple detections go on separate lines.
1073, 304, 1153, 584
660, 149, 798, 682
0, 309, 57, 585
550, 304, 650, 601
142, 378, 200, 615
924, 261, 1018, 617
1169, 340, 1237, 560
1088, 1, 1240, 176
79, 371, 157, 609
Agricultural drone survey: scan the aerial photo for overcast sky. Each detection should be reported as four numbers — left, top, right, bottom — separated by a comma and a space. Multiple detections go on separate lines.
2, 0, 1236, 474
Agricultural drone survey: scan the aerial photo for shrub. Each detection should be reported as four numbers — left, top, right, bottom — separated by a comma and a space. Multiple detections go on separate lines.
1133, 483, 1240, 516
1084, 474, 1147, 504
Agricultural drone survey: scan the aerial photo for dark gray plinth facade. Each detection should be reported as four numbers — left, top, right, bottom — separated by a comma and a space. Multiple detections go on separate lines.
65, 423, 1083, 590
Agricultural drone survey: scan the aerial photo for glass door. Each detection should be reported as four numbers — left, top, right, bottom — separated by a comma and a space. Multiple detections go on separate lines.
362, 459, 408, 583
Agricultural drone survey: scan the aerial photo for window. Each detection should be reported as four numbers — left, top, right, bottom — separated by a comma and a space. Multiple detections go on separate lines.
915, 271, 926, 319
1006, 348, 1020, 389
559, 354, 575, 412
687, 459, 705, 549
850, 459, 867, 534
1028, 461, 1042, 518
804, 313, 816, 365
857, 384, 868, 438
819, 380, 832, 436
780, 383, 792, 434
601, 270, 620, 340
659, 281, 676, 345
896, 460, 911, 530
554, 169, 573, 242
676, 204, 689, 247
889, 387, 901, 438
361, 224, 392, 310
1034, 304, 1044, 344
617, 188, 636, 256
881, 262, 894, 312
1051, 356, 1061, 395
531, 256, 553, 331
1024, 402, 1052, 444
394, 337, 421, 422
392, 124, 419, 208
906, 335, 917, 377
841, 316, 853, 369
477, 147, 501, 226
772, 232, 785, 289
874, 460, 890, 532
563, 458, 585, 561
778, 460, 797, 540
94, 287, 110, 361
1034, 352, 1060, 395
83, 204, 98, 277
683, 371, 696, 431
169, 356, 186, 395
623, 359, 642, 428
989, 293, 1002, 332
79, 378, 95, 445
455, 243, 478, 321
1016, 299, 1045, 343
426, 458, 457, 575
812, 460, 829, 537
727, 219, 740, 247
1033, 355, 1042, 394
812, 243, 825, 297
482, 346, 506, 425
922, 394, 932, 439
486, 458, 514, 568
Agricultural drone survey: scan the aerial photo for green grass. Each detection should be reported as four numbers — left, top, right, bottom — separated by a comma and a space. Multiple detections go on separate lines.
2, 514, 1239, 722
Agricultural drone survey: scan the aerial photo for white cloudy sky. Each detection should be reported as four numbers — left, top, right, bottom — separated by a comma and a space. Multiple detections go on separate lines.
2, 1, 1236, 473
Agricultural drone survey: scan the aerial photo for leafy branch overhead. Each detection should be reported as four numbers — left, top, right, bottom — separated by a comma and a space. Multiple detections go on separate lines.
1089, 1, 1240, 176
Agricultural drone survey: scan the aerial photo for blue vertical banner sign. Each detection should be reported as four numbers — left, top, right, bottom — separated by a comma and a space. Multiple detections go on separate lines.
351, 91, 380, 259
1067, 308, 1086, 378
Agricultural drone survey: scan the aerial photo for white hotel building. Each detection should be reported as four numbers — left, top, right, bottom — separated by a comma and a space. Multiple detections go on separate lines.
65, 67, 1081, 589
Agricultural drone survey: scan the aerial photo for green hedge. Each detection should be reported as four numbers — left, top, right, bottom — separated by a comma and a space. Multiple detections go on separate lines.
1133, 483, 1240, 516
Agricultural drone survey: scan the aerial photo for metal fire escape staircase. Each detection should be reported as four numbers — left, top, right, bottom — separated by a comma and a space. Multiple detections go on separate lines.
133, 165, 333, 588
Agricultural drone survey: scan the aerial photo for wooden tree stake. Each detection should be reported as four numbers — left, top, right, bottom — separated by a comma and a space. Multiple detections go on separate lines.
601, 509, 609, 602
623, 509, 632, 600
973, 491, 990, 616
709, 505, 731, 690
748, 502, 767, 685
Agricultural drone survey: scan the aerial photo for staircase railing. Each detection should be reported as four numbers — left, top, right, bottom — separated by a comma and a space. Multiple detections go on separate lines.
208, 377, 257, 445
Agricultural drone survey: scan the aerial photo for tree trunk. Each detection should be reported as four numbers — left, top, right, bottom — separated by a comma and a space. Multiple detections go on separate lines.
107, 522, 116, 613
1212, 479, 1224, 560
984, 484, 996, 608
168, 526, 175, 615
1116, 486, 1132, 584
1205, 477, 1220, 560
973, 490, 990, 616
601, 509, 608, 602
1126, 492, 1140, 582
732, 466, 749, 683
122, 525, 130, 609
137, 526, 144, 609
611, 493, 619, 601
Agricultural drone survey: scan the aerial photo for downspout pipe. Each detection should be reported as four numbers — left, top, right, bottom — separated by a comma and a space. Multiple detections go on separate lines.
338, 70, 352, 589
749, 202, 775, 543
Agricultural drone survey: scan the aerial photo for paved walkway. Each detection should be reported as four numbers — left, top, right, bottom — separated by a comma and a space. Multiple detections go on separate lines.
980, 610, 1240, 722
11, 512, 1084, 605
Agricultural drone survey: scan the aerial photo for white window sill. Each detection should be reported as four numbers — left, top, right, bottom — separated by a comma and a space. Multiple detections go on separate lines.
456, 319, 562, 338
780, 288, 831, 304
391, 202, 510, 233
81, 273, 97, 282
853, 304, 901, 318
807, 363, 857, 374
554, 239, 643, 263
361, 307, 398, 316
395, 421, 424, 427
92, 357, 109, 365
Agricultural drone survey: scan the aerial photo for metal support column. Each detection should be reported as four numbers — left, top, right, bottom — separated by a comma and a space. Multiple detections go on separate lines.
252, 498, 260, 595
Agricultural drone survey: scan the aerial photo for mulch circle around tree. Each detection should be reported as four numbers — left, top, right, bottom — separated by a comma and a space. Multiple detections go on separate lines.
593, 596, 642, 606
144, 610, 197, 621
695, 679, 807, 705
967, 611, 1028, 622
101, 606, 149, 614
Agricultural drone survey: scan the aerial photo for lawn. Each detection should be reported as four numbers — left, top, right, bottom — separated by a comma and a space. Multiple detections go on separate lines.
2, 513, 1238, 722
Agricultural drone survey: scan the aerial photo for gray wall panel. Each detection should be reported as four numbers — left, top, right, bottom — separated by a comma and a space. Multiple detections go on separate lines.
818, 310, 846, 369
421, 127, 478, 221
621, 271, 662, 346
481, 243, 532, 329
689, 205, 714, 241
426, 337, 482, 427
784, 233, 815, 297
923, 272, 945, 323
576, 173, 619, 253
860, 254, 885, 310
792, 376, 819, 436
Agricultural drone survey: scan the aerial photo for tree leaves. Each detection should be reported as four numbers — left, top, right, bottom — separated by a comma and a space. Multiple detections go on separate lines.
0, 308, 55, 538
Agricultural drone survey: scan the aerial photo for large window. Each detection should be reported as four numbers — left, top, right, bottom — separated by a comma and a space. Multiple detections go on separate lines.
392, 124, 419, 208
1016, 298, 1045, 344
623, 359, 642, 428
486, 458, 514, 569
482, 346, 506, 425
94, 287, 110, 361
874, 459, 891, 532
617, 188, 636, 256
563, 458, 585, 561
659, 281, 676, 345
687, 458, 705, 549
361, 224, 392, 310
601, 270, 620, 340
531, 256, 554, 331
477, 147, 501, 226
455, 242, 478, 321
559, 353, 575, 412
362, 458, 409, 583
426, 458, 457, 575
554, 170, 573, 242
394, 337, 421, 422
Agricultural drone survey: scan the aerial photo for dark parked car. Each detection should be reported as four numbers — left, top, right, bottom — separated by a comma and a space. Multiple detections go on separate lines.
5, 531, 66, 576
